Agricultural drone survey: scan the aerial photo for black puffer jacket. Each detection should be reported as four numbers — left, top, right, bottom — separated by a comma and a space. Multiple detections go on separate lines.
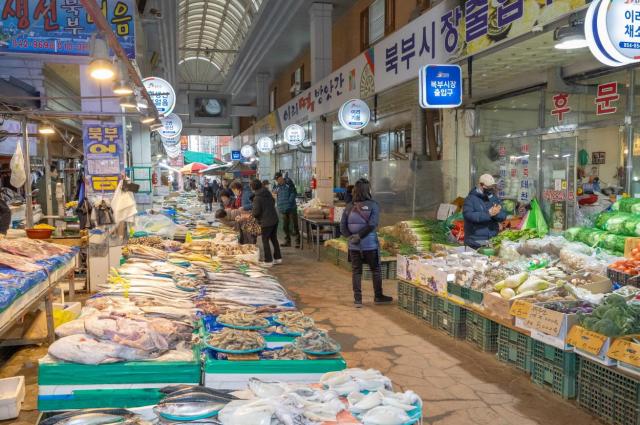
251, 187, 279, 228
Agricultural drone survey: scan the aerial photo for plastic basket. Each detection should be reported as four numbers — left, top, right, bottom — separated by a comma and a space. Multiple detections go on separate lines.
465, 311, 499, 352
579, 358, 640, 403
416, 287, 437, 309
607, 268, 640, 287
416, 302, 436, 327
436, 310, 466, 339
530, 357, 577, 399
437, 298, 467, 322
531, 340, 577, 371
497, 325, 532, 373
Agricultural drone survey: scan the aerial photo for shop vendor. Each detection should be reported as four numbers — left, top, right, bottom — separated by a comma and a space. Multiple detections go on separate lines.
463, 174, 506, 249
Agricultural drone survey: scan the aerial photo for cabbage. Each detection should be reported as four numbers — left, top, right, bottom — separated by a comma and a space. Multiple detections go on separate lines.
496, 272, 529, 290
500, 288, 516, 300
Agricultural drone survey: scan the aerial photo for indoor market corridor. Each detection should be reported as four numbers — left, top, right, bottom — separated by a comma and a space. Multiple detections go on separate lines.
271, 248, 601, 425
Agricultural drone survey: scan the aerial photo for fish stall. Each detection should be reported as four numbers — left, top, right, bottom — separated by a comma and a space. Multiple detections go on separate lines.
0, 238, 79, 346
40, 368, 423, 425
36, 225, 345, 412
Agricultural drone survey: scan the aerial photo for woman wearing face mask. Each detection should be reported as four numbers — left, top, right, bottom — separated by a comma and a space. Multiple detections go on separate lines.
463, 174, 507, 249
340, 178, 393, 308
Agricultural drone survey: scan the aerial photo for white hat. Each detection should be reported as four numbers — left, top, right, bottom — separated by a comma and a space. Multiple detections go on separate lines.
479, 174, 496, 187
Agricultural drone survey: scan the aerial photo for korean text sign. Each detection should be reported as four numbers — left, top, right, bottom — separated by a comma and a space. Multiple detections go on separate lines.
83, 123, 124, 192
0, 0, 136, 58
419, 64, 462, 108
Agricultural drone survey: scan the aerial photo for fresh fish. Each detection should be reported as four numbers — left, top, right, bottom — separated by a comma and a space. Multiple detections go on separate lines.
160, 385, 236, 400
154, 400, 226, 420
41, 409, 134, 425
348, 391, 383, 413
161, 392, 234, 405
218, 399, 275, 425
361, 406, 410, 425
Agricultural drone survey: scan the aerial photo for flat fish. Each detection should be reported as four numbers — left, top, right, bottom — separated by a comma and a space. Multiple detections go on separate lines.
42, 410, 133, 425
155, 400, 226, 421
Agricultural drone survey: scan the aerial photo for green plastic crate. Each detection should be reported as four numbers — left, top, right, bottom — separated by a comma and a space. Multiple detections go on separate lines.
447, 282, 464, 299
415, 287, 436, 309
398, 292, 415, 313
398, 280, 417, 299
416, 301, 436, 326
437, 298, 467, 322
465, 312, 499, 352
497, 325, 532, 373
579, 358, 640, 404
436, 310, 466, 338
578, 368, 640, 425
530, 357, 577, 399
531, 340, 577, 371
464, 287, 484, 305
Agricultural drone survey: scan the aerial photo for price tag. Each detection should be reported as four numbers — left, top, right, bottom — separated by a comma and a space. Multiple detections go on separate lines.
509, 300, 532, 319
607, 339, 640, 367
525, 305, 564, 336
566, 326, 608, 355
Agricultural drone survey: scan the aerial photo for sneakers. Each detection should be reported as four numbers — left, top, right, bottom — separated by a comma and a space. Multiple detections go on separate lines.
354, 300, 363, 308
259, 262, 274, 268
274, 259, 283, 265
374, 295, 394, 304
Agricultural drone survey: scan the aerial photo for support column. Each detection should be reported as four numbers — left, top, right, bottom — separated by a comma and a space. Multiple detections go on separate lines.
130, 122, 152, 210
311, 120, 334, 204
256, 73, 270, 119
309, 3, 333, 84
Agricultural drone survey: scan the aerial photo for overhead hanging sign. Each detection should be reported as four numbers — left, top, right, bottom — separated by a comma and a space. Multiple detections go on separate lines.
142, 77, 176, 116
256, 136, 274, 153
158, 113, 182, 139
586, 0, 640, 67
419, 64, 462, 109
240, 145, 255, 158
83, 123, 124, 192
283, 124, 306, 146
162, 135, 181, 146
0, 0, 136, 58
338, 99, 370, 131
231, 150, 242, 161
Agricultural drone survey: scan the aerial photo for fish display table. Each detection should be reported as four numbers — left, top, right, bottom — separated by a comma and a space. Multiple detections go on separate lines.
0, 250, 78, 347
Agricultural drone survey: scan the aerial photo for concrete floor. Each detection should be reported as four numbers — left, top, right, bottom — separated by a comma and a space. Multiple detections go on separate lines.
2, 247, 603, 424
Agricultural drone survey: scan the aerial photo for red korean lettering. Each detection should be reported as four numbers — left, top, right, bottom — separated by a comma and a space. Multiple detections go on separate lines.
34, 0, 60, 31
595, 82, 620, 115
2, 0, 30, 30
551, 93, 571, 122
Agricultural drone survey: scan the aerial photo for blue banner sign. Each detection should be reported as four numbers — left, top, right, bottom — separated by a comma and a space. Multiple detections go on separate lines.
419, 64, 462, 109
0, 0, 136, 58
231, 150, 241, 161
83, 123, 124, 192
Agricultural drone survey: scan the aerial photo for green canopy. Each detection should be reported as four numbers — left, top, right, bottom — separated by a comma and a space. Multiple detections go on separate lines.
183, 150, 224, 165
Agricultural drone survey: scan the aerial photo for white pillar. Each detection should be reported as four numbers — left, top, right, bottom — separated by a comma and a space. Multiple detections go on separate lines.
309, 3, 333, 84
256, 73, 270, 119
311, 120, 334, 204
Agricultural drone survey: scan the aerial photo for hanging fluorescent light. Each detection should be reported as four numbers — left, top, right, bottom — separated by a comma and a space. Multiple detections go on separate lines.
141, 115, 155, 124
137, 98, 148, 109
554, 22, 588, 50
120, 95, 137, 109
88, 35, 115, 80
113, 60, 133, 95
38, 124, 55, 135
150, 120, 163, 132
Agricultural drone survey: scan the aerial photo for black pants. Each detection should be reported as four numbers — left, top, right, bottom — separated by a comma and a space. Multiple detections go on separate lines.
350, 249, 383, 302
261, 224, 282, 263
205, 202, 213, 212
281, 210, 300, 244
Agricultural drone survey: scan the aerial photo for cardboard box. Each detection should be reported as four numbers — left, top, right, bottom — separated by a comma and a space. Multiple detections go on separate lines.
525, 303, 580, 350
482, 293, 514, 323
624, 237, 640, 259
396, 255, 410, 280
415, 263, 448, 295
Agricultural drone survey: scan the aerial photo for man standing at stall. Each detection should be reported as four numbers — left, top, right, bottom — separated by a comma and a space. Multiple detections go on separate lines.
273, 172, 300, 248
463, 174, 506, 249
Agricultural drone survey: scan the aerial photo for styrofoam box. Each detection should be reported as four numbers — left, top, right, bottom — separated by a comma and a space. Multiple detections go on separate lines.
0, 376, 25, 420
530, 329, 573, 351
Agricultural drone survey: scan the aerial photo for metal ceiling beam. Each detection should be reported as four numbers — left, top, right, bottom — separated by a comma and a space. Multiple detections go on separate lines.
79, 0, 160, 120
179, 47, 238, 54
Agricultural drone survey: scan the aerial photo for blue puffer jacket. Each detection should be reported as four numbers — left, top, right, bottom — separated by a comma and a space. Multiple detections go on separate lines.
340, 200, 380, 251
274, 179, 297, 213
463, 188, 507, 249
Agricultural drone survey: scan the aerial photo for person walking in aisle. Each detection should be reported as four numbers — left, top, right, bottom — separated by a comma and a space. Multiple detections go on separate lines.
340, 178, 393, 308
210, 179, 220, 203
273, 171, 300, 247
250, 179, 282, 267
202, 181, 215, 212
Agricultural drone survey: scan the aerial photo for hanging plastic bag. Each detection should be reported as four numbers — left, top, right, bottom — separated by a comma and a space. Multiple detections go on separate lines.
523, 199, 549, 236
111, 180, 137, 224
9, 143, 26, 188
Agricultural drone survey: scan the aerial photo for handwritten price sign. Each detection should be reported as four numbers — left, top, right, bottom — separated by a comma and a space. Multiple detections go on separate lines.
525, 305, 564, 336
509, 300, 532, 319
566, 326, 608, 355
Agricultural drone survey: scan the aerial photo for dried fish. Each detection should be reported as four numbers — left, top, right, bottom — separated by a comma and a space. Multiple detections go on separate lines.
207, 329, 265, 352
274, 311, 314, 331
261, 345, 306, 360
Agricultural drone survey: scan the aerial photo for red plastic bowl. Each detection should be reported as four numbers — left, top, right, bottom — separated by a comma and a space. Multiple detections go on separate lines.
26, 228, 53, 239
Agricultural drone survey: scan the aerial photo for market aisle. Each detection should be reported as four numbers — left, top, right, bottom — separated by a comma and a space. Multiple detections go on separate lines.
271, 248, 601, 425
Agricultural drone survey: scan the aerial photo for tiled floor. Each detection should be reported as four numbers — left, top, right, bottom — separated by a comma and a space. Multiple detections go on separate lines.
271, 248, 602, 425
2, 247, 603, 424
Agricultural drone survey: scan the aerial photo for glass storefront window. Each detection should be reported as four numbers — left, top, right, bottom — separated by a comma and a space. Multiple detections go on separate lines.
373, 128, 410, 160
476, 91, 541, 137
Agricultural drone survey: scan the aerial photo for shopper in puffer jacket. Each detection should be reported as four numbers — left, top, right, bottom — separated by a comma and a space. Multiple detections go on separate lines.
340, 178, 393, 308
274, 172, 300, 247
251, 179, 281, 267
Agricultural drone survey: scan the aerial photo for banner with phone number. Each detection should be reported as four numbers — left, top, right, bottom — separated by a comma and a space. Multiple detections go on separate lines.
83, 123, 124, 192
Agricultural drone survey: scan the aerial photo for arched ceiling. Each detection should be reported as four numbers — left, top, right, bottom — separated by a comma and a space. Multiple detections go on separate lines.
178, 0, 263, 84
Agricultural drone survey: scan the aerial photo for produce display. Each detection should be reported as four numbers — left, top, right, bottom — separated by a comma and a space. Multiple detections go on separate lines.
217, 311, 269, 329
379, 219, 449, 252
579, 294, 640, 337
274, 311, 315, 332
262, 345, 307, 360
295, 329, 341, 354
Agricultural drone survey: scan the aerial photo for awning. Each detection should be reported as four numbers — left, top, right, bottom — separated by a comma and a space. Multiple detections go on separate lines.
183, 150, 225, 165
